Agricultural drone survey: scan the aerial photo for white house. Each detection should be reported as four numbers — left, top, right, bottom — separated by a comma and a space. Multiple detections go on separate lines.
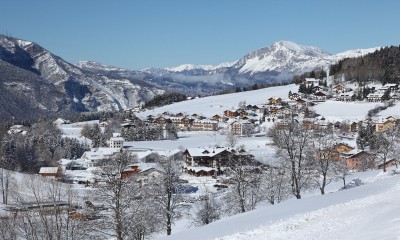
109, 133, 124, 148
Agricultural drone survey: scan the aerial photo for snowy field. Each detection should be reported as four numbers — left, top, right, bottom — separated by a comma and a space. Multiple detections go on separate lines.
158, 169, 400, 240
313, 101, 384, 122
138, 84, 299, 117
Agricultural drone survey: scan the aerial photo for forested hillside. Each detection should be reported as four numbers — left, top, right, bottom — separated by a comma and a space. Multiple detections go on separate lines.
329, 46, 400, 84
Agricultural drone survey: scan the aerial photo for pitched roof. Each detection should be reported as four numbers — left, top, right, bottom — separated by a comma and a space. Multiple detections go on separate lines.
185, 147, 232, 157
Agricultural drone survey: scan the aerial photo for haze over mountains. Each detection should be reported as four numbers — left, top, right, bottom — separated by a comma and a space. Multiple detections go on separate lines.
79, 41, 380, 95
0, 35, 380, 121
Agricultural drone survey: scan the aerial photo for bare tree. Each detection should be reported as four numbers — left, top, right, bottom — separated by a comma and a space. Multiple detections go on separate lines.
223, 146, 260, 214
94, 151, 158, 240
311, 130, 337, 195
259, 165, 290, 205
270, 122, 314, 199
14, 176, 88, 240
333, 159, 351, 188
191, 188, 221, 226
152, 155, 186, 236
225, 131, 238, 148
374, 126, 400, 172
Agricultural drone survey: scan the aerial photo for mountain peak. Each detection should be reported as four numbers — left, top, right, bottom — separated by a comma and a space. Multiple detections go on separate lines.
272, 40, 303, 52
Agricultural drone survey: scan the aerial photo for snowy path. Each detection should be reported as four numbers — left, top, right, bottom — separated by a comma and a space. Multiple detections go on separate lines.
158, 172, 400, 240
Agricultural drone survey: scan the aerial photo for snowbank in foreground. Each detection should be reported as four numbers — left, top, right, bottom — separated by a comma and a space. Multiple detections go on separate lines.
157, 170, 400, 240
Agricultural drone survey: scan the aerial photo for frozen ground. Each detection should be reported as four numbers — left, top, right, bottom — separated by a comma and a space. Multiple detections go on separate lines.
157, 169, 400, 240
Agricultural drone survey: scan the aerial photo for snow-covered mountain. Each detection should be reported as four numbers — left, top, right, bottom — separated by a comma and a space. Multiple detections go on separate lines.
80, 41, 379, 95
0, 35, 164, 121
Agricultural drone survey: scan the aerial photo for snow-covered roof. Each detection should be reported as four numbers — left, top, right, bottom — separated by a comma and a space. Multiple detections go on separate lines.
39, 167, 59, 174
110, 137, 124, 141
185, 147, 232, 157
126, 162, 163, 173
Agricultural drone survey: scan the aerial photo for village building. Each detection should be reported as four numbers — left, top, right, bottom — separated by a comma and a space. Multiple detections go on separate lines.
224, 110, 238, 118
375, 117, 397, 132
341, 149, 374, 171
336, 92, 355, 101
333, 84, 346, 94
230, 120, 253, 136
191, 119, 218, 131
109, 133, 124, 148
304, 78, 320, 87
366, 92, 384, 102
39, 166, 62, 178
82, 148, 121, 167
311, 91, 327, 101
121, 163, 164, 181
289, 92, 301, 101
211, 114, 223, 122
183, 147, 253, 176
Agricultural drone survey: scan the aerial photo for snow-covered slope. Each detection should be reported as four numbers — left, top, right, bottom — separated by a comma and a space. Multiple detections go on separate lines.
158, 170, 400, 240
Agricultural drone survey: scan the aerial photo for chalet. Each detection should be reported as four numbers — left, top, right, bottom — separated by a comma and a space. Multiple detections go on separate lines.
334, 143, 354, 154
333, 84, 346, 94
230, 120, 253, 136
341, 149, 374, 171
289, 92, 301, 101
211, 115, 223, 122
154, 116, 171, 125
122, 163, 163, 180
385, 83, 399, 92
336, 92, 355, 101
311, 91, 327, 101
235, 109, 248, 118
268, 97, 283, 105
312, 86, 323, 93
184, 147, 233, 168
183, 147, 253, 176
375, 117, 396, 132
39, 167, 62, 178
366, 92, 384, 102
304, 78, 319, 87
224, 110, 237, 118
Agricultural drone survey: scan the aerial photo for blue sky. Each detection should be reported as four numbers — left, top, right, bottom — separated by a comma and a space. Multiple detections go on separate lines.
1, 0, 399, 70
